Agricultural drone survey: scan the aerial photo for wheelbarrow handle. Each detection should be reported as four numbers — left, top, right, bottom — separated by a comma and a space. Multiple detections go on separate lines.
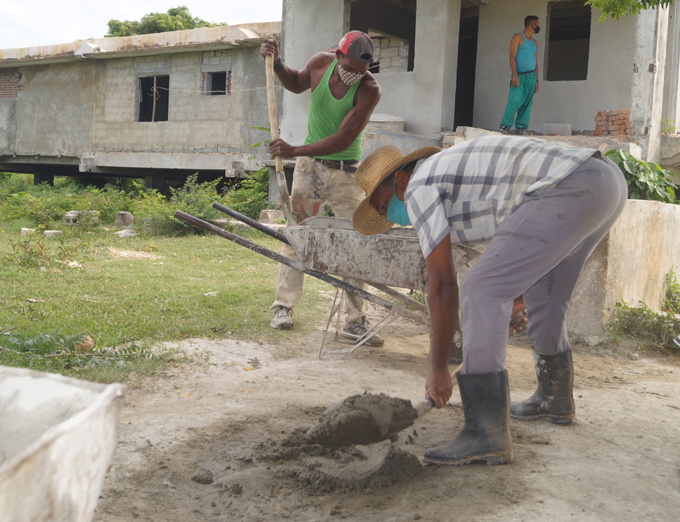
212, 202, 290, 245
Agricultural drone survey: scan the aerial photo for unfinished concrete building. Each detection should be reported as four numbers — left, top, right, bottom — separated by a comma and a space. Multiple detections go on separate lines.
0, 23, 281, 188
281, 0, 680, 167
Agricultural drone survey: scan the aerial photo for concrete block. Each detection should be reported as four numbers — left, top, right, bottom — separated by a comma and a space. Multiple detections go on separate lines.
64, 211, 79, 224
64, 210, 99, 225
115, 212, 134, 227
44, 230, 63, 238
20, 228, 35, 236
366, 113, 406, 132
380, 47, 399, 59
259, 209, 285, 224
114, 229, 136, 238
543, 123, 572, 136
443, 135, 465, 148
379, 67, 401, 74
456, 126, 503, 139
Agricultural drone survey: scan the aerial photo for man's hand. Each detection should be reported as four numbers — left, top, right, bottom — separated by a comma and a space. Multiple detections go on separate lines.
535, 82, 539, 94
260, 38, 279, 62
511, 75, 520, 88
426, 366, 453, 408
269, 138, 297, 159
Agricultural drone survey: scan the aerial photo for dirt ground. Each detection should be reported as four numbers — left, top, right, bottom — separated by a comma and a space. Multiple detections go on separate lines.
94, 315, 680, 522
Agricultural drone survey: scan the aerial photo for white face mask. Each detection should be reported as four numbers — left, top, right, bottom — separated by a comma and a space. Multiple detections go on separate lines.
337, 63, 365, 86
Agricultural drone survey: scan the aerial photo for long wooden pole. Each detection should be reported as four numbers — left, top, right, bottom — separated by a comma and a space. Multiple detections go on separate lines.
151, 76, 157, 123
265, 54, 294, 224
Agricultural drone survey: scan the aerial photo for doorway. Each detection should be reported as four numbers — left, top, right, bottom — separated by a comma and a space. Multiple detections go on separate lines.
453, 1, 479, 130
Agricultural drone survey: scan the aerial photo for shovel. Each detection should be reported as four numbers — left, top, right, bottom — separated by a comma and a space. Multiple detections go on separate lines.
265, 54, 295, 224
305, 364, 462, 447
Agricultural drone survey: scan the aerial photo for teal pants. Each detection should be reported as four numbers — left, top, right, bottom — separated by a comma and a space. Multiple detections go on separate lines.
500, 71, 536, 130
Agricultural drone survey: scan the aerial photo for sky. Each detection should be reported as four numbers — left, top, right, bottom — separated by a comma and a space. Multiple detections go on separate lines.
0, 0, 284, 50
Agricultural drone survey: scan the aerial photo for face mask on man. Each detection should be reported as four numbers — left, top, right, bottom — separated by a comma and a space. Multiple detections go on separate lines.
386, 177, 411, 226
337, 63, 365, 86
533, 24, 541, 34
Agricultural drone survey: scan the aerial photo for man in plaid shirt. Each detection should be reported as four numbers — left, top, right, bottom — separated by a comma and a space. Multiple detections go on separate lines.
353, 136, 627, 465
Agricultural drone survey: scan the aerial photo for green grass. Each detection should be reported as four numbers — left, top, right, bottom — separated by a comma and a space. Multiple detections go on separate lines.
0, 219, 332, 382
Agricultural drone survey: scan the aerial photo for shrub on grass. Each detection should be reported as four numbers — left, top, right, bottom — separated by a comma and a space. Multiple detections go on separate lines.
223, 166, 272, 220
607, 268, 680, 354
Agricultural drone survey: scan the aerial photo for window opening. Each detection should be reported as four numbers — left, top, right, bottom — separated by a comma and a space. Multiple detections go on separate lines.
545, 1, 592, 81
349, 0, 416, 73
139, 75, 169, 122
205, 71, 230, 95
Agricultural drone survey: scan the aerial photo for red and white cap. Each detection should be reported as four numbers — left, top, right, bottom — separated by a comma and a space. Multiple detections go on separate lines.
330, 31, 375, 63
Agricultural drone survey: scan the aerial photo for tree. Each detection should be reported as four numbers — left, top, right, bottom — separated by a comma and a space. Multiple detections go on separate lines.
106, 5, 226, 37
587, 0, 674, 20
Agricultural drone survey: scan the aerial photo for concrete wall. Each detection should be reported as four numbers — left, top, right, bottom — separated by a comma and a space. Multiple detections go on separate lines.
281, 0, 462, 142
12, 61, 96, 157
0, 45, 276, 175
473, 0, 636, 133
90, 48, 269, 154
568, 200, 680, 338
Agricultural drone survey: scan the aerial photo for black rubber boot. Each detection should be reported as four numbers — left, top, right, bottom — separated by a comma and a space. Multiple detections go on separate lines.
423, 370, 512, 465
510, 349, 575, 425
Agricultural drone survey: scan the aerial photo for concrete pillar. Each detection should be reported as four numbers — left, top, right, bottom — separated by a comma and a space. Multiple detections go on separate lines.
33, 171, 54, 186
437, 0, 462, 132
630, 7, 669, 162
280, 0, 347, 144
668, 2, 680, 127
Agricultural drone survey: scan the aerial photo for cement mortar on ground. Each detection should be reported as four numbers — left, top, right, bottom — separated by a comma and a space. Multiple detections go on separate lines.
304, 392, 418, 446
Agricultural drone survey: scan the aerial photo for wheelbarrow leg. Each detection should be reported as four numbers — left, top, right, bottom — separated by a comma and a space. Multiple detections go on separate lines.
339, 313, 398, 360
319, 288, 345, 360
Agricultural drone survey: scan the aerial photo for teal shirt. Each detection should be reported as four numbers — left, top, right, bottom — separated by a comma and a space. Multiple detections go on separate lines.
516, 33, 537, 73
302, 58, 363, 161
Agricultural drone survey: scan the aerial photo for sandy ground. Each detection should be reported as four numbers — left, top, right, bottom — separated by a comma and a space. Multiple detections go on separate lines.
94, 316, 680, 522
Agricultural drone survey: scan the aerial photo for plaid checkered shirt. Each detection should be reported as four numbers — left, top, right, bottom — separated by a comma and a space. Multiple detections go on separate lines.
404, 136, 599, 258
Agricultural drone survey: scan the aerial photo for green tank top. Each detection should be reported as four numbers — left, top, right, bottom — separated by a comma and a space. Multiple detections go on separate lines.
302, 58, 364, 161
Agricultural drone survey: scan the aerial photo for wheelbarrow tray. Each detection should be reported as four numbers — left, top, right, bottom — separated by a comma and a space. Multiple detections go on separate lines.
0, 367, 126, 522
284, 217, 481, 291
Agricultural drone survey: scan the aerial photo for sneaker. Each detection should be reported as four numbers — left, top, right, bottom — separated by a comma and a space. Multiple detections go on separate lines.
271, 306, 293, 329
341, 317, 384, 347
515, 128, 528, 136
499, 126, 511, 135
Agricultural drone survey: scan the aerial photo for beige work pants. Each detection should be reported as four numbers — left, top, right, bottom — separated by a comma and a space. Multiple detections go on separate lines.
271, 156, 368, 324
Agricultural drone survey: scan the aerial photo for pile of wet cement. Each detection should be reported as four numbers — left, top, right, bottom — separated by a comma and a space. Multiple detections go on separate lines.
304, 392, 418, 446
281, 446, 423, 493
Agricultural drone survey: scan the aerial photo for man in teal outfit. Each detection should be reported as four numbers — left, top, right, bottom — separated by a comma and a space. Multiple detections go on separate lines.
500, 16, 540, 135
259, 32, 383, 344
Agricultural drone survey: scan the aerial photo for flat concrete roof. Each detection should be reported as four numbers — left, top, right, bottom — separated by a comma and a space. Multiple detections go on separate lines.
0, 22, 281, 68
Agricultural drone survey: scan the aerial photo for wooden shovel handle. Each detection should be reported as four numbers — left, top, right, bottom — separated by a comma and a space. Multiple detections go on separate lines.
265, 54, 284, 174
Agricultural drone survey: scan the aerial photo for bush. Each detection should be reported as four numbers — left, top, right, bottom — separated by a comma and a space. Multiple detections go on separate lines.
223, 166, 272, 220
169, 174, 224, 232
607, 268, 680, 354
607, 301, 680, 354
605, 149, 677, 203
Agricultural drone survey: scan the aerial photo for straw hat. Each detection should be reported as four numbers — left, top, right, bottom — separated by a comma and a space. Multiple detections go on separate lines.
353, 145, 442, 235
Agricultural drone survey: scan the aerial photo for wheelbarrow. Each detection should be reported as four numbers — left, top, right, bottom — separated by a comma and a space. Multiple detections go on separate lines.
0, 367, 126, 522
175, 205, 482, 359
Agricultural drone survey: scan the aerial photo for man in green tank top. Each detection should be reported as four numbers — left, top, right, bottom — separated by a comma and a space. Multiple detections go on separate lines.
260, 32, 383, 344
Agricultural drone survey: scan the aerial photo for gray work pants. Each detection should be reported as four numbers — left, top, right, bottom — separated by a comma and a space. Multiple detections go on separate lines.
460, 156, 627, 374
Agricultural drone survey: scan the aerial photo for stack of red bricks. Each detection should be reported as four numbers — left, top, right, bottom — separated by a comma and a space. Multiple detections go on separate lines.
594, 109, 629, 137
0, 69, 21, 98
